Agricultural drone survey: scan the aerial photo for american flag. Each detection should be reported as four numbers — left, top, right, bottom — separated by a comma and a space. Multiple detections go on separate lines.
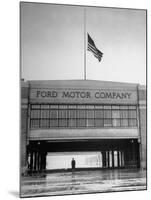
87, 33, 103, 62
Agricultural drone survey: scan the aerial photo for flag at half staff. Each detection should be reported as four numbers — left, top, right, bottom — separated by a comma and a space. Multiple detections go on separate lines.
87, 33, 103, 62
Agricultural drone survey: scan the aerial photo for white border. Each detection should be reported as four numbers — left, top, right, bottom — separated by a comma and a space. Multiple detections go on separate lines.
0, 0, 150, 200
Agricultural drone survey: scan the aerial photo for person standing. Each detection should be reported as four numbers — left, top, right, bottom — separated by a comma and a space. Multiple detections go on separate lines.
71, 158, 76, 171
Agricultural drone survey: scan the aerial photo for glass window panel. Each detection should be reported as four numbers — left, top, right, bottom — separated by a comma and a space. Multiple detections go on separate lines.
86, 119, 94, 127
68, 119, 76, 127
50, 110, 58, 118
129, 110, 137, 118
104, 106, 111, 109
59, 110, 67, 118
104, 110, 111, 118
95, 105, 103, 109
31, 104, 40, 109
112, 119, 120, 127
40, 119, 49, 128
50, 119, 58, 127
68, 110, 76, 118
120, 110, 128, 118
112, 110, 120, 118
86, 105, 94, 109
41, 109, 49, 118
95, 119, 104, 127
77, 119, 85, 127
129, 119, 137, 127
77, 105, 85, 109
31, 119, 39, 128
30, 104, 139, 128
50, 105, 58, 109
112, 106, 120, 109
95, 110, 103, 118
121, 119, 128, 127
68, 105, 76, 109
59, 119, 68, 127
31, 110, 40, 118
59, 105, 67, 109
77, 110, 85, 118
129, 106, 136, 110
41, 105, 49, 109
120, 106, 128, 109
104, 119, 112, 127
87, 110, 94, 118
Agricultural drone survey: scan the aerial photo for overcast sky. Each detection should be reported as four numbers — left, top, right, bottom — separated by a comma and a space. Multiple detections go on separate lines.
21, 2, 146, 84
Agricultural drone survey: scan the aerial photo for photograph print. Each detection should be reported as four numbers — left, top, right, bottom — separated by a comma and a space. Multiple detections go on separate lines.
20, 2, 147, 197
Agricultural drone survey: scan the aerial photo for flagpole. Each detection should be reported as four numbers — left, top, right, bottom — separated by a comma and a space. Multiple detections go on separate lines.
84, 7, 86, 80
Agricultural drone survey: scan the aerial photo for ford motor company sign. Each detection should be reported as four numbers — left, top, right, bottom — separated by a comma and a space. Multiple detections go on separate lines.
30, 88, 137, 104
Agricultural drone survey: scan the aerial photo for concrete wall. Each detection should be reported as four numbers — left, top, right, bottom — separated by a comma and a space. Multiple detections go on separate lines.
138, 85, 147, 169
29, 80, 138, 105
21, 81, 29, 174
29, 128, 139, 141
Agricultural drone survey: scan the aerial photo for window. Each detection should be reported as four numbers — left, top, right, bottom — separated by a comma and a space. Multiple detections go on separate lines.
50, 106, 58, 127
104, 110, 111, 118
30, 104, 138, 128
31, 109, 40, 118
112, 109, 120, 127
68, 109, 76, 127
95, 110, 103, 118
128, 106, 137, 127
104, 119, 112, 127
95, 119, 104, 127
59, 107, 68, 127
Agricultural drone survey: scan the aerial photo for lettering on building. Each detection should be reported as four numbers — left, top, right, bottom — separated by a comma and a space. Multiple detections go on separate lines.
35, 90, 132, 100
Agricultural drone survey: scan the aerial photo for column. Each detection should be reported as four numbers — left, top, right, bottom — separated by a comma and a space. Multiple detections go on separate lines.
33, 152, 38, 171
40, 152, 47, 172
112, 150, 114, 168
107, 151, 110, 168
33, 152, 36, 171
106, 151, 109, 168
117, 151, 120, 167
121, 151, 124, 167
30, 152, 33, 171
37, 152, 40, 171
102, 151, 106, 168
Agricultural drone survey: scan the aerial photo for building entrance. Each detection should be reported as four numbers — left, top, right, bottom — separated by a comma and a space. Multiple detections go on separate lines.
27, 139, 140, 172
46, 152, 102, 170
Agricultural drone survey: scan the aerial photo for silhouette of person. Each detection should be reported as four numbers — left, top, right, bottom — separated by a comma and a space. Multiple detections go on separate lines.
71, 158, 76, 171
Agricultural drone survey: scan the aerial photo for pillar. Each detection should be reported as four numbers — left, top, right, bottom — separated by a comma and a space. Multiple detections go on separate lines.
21, 81, 29, 175
39, 152, 47, 172
112, 150, 114, 168
117, 151, 120, 167
30, 152, 33, 171
138, 85, 146, 169
106, 151, 109, 168
102, 151, 106, 168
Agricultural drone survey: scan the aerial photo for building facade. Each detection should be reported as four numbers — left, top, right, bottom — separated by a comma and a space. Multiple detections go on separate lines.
21, 80, 146, 174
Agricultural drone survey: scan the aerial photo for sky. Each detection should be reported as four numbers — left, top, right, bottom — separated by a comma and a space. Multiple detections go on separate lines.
21, 2, 146, 84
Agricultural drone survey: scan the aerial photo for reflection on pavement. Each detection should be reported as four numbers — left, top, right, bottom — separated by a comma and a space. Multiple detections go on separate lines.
21, 169, 147, 197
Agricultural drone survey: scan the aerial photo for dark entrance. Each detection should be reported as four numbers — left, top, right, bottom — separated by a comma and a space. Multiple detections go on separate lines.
27, 139, 140, 172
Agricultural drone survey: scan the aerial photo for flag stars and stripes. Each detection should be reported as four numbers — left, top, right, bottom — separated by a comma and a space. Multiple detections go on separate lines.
87, 33, 103, 62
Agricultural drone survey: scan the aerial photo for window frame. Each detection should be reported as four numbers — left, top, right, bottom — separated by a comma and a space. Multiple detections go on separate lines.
30, 104, 138, 129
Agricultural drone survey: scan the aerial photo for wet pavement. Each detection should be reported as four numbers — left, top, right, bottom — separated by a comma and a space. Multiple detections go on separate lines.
21, 169, 147, 197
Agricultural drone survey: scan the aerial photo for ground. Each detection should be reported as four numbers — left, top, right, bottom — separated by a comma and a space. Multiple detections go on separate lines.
20, 169, 147, 197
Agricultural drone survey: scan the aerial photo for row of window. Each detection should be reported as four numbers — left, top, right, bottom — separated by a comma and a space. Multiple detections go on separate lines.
30, 104, 138, 128
31, 104, 136, 110
31, 109, 136, 119
30, 118, 137, 128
